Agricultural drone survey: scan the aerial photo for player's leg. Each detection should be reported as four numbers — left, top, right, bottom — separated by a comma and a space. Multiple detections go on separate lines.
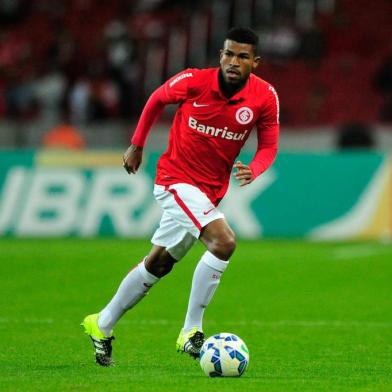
97, 245, 176, 334
180, 218, 235, 340
158, 183, 233, 357
199, 218, 236, 260
81, 198, 197, 367
81, 245, 177, 366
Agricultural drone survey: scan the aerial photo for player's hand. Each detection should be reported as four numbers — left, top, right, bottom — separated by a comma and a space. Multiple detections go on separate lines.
233, 160, 254, 186
123, 144, 143, 174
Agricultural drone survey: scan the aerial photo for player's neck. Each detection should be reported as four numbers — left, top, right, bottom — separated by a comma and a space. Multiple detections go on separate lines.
218, 71, 246, 99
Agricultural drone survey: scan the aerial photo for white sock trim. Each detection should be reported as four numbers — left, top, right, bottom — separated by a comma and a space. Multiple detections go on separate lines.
138, 258, 159, 284
200, 251, 229, 272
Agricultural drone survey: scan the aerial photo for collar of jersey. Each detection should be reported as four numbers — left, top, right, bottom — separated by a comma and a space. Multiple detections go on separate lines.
211, 68, 250, 102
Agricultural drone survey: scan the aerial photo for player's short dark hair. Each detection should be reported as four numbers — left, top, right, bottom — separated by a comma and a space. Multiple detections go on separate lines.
225, 27, 259, 52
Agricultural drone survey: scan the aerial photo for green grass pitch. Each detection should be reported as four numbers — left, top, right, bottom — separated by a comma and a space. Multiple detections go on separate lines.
0, 238, 391, 391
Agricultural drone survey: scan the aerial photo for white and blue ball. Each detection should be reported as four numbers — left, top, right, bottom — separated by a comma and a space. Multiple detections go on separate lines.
199, 332, 249, 377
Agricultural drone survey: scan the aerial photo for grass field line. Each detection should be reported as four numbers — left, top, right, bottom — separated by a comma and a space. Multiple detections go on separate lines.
1, 317, 392, 329
118, 319, 392, 328
332, 244, 392, 260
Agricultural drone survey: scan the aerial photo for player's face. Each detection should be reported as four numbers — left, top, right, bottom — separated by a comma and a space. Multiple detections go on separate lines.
220, 40, 260, 85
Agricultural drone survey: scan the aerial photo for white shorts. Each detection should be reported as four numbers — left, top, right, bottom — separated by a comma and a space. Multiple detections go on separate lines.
151, 183, 225, 260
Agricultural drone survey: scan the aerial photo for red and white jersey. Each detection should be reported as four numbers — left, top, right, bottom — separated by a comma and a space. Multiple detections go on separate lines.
132, 67, 279, 205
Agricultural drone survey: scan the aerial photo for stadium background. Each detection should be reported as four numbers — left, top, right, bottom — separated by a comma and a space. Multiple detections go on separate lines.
0, 0, 391, 239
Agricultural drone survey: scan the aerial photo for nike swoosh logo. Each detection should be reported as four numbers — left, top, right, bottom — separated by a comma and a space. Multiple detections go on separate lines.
203, 207, 215, 215
193, 102, 209, 107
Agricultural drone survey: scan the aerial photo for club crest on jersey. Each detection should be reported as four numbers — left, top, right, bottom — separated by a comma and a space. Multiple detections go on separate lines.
235, 107, 253, 125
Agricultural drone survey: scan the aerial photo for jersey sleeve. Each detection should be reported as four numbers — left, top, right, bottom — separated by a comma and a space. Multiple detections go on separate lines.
161, 68, 196, 103
130, 69, 196, 146
130, 85, 166, 147
249, 85, 280, 177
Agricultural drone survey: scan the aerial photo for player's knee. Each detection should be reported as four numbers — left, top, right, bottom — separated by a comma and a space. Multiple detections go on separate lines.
208, 232, 236, 260
145, 251, 177, 278
149, 261, 174, 277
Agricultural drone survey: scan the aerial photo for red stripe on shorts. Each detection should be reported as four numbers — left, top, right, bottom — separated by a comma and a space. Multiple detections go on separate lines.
167, 187, 202, 231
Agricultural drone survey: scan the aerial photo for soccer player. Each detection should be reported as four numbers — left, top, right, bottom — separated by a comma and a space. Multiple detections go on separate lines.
81, 26, 279, 366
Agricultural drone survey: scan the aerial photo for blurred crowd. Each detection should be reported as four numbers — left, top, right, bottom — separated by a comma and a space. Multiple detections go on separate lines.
0, 0, 165, 125
0, 0, 391, 131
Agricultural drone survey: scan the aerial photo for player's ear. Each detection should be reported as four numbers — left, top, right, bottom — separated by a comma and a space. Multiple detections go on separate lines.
252, 56, 261, 70
219, 49, 224, 60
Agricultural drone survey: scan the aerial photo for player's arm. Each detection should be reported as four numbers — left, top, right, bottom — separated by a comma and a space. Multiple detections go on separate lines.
248, 122, 279, 176
123, 86, 168, 174
233, 128, 278, 186
234, 86, 279, 186
123, 144, 144, 174
124, 70, 194, 174
233, 133, 278, 185
233, 160, 254, 186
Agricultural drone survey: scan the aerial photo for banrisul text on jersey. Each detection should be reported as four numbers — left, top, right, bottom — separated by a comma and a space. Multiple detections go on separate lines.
188, 117, 248, 141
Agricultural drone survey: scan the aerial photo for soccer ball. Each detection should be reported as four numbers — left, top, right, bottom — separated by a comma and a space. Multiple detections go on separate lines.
199, 333, 249, 377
